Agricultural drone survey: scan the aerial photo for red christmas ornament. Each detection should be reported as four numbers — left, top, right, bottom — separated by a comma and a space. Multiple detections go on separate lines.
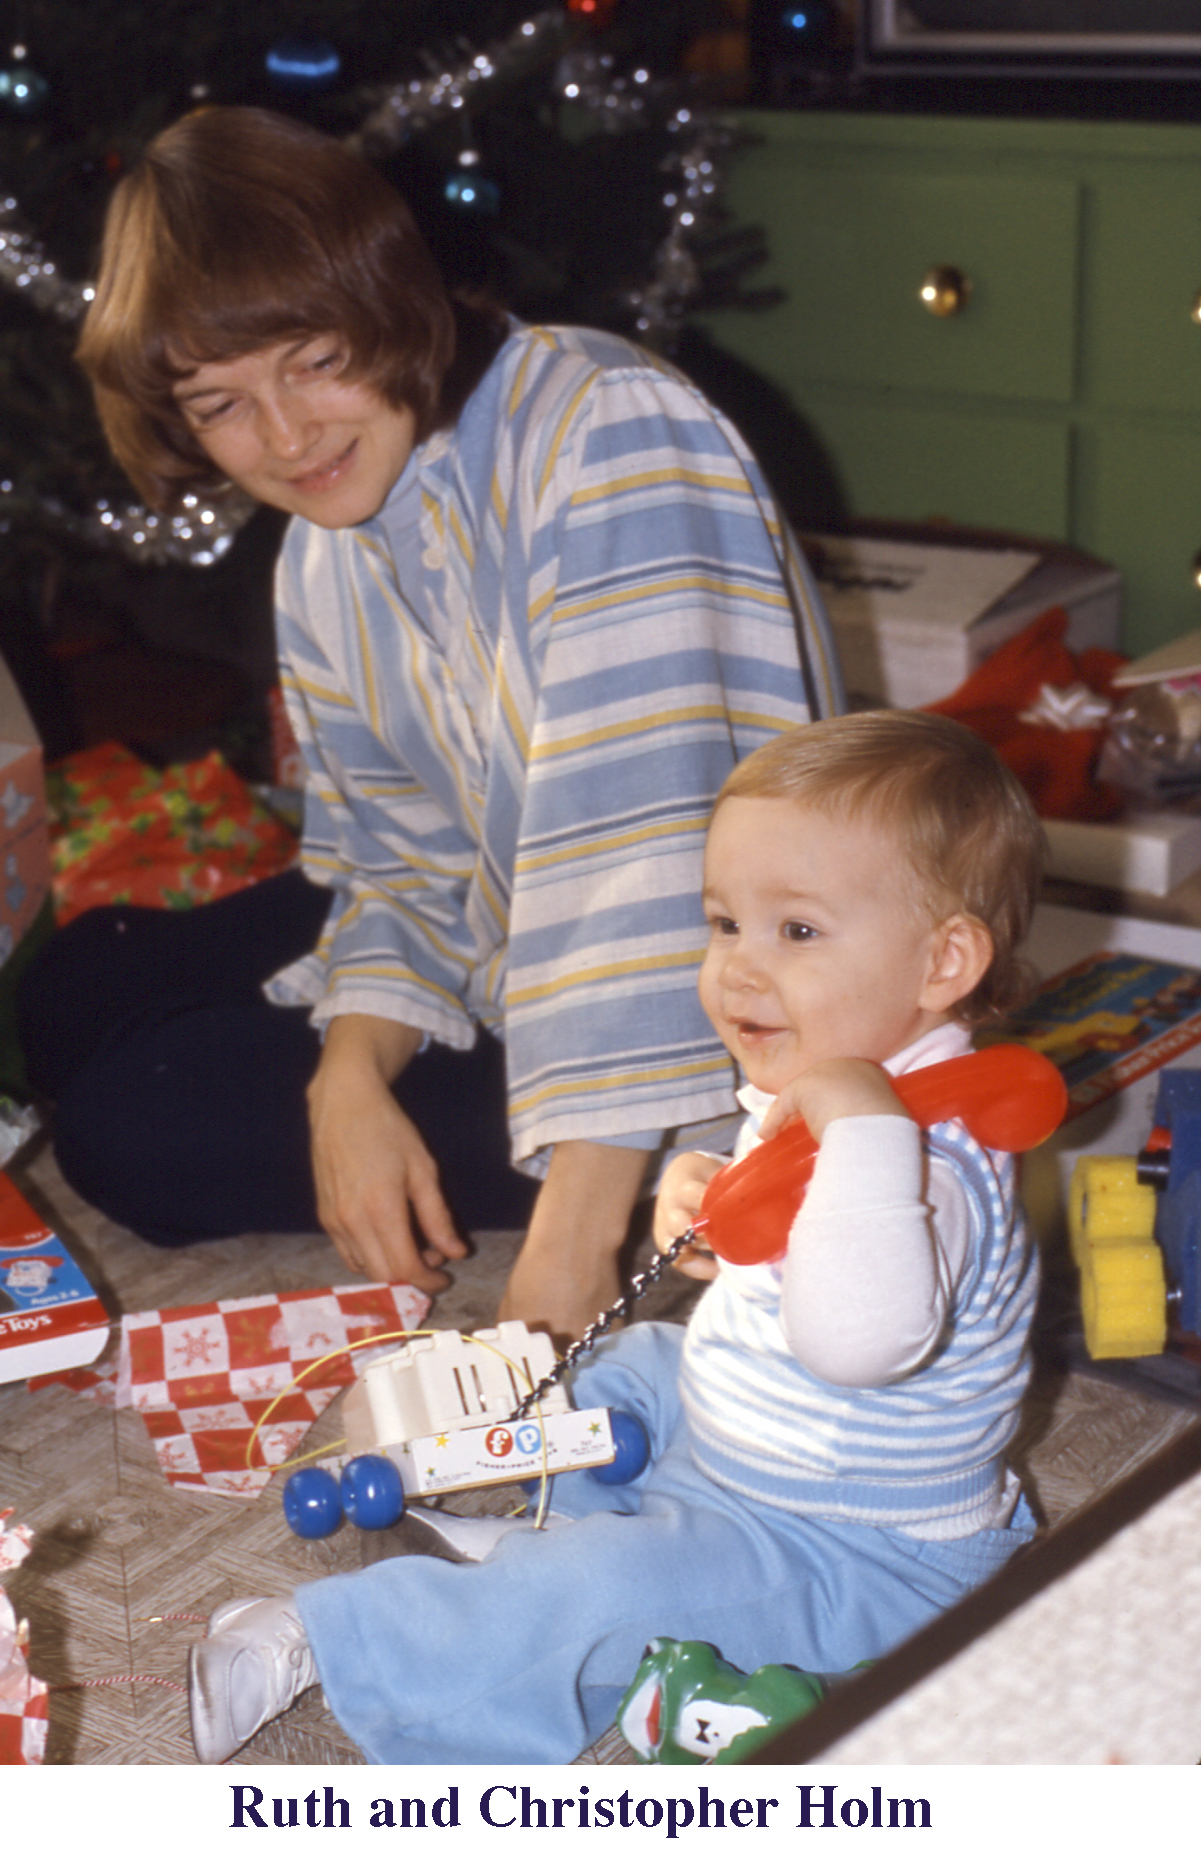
567, 0, 619, 26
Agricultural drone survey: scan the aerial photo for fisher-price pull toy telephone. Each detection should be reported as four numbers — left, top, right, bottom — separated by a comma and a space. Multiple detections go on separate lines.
282, 1043, 1066, 1538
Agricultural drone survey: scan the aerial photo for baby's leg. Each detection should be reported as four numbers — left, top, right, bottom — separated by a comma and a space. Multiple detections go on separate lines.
293, 1433, 981, 1766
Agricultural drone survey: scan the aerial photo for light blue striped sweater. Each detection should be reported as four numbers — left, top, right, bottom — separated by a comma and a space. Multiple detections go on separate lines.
268, 321, 841, 1172
680, 1117, 1038, 1536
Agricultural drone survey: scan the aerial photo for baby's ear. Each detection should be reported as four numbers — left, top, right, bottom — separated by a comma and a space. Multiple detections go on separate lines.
919, 914, 993, 1015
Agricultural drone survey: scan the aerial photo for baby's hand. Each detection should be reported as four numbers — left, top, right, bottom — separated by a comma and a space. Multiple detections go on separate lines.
757, 1058, 911, 1145
654, 1151, 725, 1280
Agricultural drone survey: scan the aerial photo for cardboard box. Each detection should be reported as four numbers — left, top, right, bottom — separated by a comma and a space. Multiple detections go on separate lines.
804, 534, 1122, 709
1042, 810, 1201, 897
0, 656, 48, 971
0, 1172, 110, 1384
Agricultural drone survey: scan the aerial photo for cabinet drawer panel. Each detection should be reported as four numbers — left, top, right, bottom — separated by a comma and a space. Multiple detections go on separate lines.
720, 163, 1079, 405
802, 394, 1071, 539
1091, 422, 1201, 655
1090, 186, 1201, 415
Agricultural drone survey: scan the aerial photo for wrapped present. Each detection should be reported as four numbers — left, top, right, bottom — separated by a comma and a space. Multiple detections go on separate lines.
47, 741, 298, 924
265, 683, 307, 791
36, 1282, 431, 1497
0, 1511, 46, 1765
926, 607, 1127, 823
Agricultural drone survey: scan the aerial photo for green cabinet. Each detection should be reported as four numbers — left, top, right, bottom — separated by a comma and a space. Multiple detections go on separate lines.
699, 111, 1201, 656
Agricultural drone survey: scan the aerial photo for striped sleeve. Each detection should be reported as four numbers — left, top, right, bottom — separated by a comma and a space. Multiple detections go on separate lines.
502, 358, 823, 1161
272, 530, 484, 1049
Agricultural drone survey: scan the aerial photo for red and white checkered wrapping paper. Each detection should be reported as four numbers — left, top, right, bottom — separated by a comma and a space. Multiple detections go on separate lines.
1, 1510, 46, 1765
42, 1282, 430, 1497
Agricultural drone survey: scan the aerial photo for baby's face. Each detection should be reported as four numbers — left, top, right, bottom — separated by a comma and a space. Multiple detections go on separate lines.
5, 1258, 52, 1292
699, 796, 949, 1098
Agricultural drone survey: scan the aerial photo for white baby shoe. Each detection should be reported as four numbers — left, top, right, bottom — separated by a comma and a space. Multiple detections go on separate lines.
189, 1594, 318, 1764
380, 1503, 546, 1563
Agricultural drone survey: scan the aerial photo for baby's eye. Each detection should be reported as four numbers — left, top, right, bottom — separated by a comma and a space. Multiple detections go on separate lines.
708, 915, 738, 937
782, 921, 816, 943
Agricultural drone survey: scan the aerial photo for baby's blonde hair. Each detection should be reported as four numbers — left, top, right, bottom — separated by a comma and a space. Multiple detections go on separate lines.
717, 712, 1045, 1023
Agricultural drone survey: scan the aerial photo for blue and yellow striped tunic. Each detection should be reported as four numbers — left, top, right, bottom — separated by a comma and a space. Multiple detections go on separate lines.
269, 322, 842, 1174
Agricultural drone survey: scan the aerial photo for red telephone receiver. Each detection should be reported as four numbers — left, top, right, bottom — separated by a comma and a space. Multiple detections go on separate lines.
695, 1044, 1067, 1268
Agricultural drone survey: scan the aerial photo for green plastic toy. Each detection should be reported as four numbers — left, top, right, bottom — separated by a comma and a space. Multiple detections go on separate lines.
617, 1638, 846, 1765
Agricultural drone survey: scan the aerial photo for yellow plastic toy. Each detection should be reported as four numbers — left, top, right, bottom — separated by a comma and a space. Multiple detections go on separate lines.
1068, 1155, 1167, 1359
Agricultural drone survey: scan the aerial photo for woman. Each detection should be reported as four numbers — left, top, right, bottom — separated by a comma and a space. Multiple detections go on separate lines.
23, 106, 841, 1340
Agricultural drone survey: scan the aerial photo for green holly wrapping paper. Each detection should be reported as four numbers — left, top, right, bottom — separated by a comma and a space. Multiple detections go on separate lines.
47, 742, 298, 923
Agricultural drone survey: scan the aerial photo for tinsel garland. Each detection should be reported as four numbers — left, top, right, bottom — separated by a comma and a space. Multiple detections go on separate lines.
0, 481, 256, 568
0, 8, 736, 568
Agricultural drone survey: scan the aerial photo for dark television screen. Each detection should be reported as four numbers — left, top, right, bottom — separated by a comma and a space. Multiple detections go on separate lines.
863, 1, 1201, 75
902, 2, 1201, 28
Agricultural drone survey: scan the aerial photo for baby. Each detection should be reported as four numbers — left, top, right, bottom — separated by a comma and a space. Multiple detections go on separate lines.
190, 710, 1046, 1766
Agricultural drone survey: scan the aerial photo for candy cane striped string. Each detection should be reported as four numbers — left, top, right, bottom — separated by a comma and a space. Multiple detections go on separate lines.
46, 1612, 209, 1693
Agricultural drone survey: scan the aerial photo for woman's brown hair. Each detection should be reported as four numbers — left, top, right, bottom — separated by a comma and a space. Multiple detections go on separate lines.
77, 106, 506, 510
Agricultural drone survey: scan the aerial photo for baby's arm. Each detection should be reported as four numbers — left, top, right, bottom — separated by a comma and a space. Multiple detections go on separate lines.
653, 1151, 725, 1281
771, 1061, 972, 1386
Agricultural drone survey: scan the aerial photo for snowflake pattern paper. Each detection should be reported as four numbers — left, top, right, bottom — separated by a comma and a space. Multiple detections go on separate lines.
0, 1511, 46, 1765
46, 1283, 430, 1497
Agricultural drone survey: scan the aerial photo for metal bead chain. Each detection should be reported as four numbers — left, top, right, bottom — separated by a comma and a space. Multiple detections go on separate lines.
508, 1228, 699, 1421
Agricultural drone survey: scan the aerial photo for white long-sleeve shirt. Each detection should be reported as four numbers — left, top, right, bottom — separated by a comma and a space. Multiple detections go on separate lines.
777, 1023, 974, 1386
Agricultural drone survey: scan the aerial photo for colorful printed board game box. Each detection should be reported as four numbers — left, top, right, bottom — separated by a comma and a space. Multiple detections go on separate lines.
0, 1173, 110, 1384
982, 948, 1201, 1119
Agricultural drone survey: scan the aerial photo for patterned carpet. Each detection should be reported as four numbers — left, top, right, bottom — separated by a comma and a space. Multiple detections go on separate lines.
3, 1138, 1196, 1766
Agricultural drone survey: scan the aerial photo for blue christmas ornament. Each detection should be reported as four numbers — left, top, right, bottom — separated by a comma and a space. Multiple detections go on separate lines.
340, 1454, 405, 1531
265, 39, 342, 92
0, 63, 48, 114
590, 1410, 650, 1485
444, 170, 500, 215
283, 1466, 344, 1538
779, 1, 833, 46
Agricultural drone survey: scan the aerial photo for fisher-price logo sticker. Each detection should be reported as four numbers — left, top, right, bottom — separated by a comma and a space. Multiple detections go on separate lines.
484, 1426, 513, 1458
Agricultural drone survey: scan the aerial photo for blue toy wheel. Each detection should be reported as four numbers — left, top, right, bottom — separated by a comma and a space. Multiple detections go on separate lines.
283, 1466, 344, 1538
591, 1409, 650, 1485
340, 1454, 405, 1530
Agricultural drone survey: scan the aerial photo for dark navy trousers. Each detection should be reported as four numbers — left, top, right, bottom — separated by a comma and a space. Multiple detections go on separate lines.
17, 869, 537, 1244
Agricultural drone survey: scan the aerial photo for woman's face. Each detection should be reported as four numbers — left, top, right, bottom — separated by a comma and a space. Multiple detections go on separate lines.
171, 334, 417, 528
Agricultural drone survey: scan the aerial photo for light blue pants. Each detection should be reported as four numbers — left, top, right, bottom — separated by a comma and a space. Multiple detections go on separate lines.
296, 1323, 1034, 1766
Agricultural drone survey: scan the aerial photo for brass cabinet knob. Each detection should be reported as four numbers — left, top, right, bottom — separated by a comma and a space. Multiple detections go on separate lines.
919, 266, 971, 317
1191, 289, 1201, 326
1192, 549, 1201, 589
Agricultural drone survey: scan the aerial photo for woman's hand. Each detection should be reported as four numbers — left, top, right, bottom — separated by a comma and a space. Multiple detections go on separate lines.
306, 1014, 468, 1291
652, 1150, 725, 1281
756, 1057, 910, 1146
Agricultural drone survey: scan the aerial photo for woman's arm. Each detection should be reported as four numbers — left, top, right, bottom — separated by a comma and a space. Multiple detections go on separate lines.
306, 1012, 469, 1291
309, 1011, 650, 1338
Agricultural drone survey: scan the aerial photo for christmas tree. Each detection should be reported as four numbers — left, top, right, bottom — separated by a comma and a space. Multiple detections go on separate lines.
0, 0, 839, 771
